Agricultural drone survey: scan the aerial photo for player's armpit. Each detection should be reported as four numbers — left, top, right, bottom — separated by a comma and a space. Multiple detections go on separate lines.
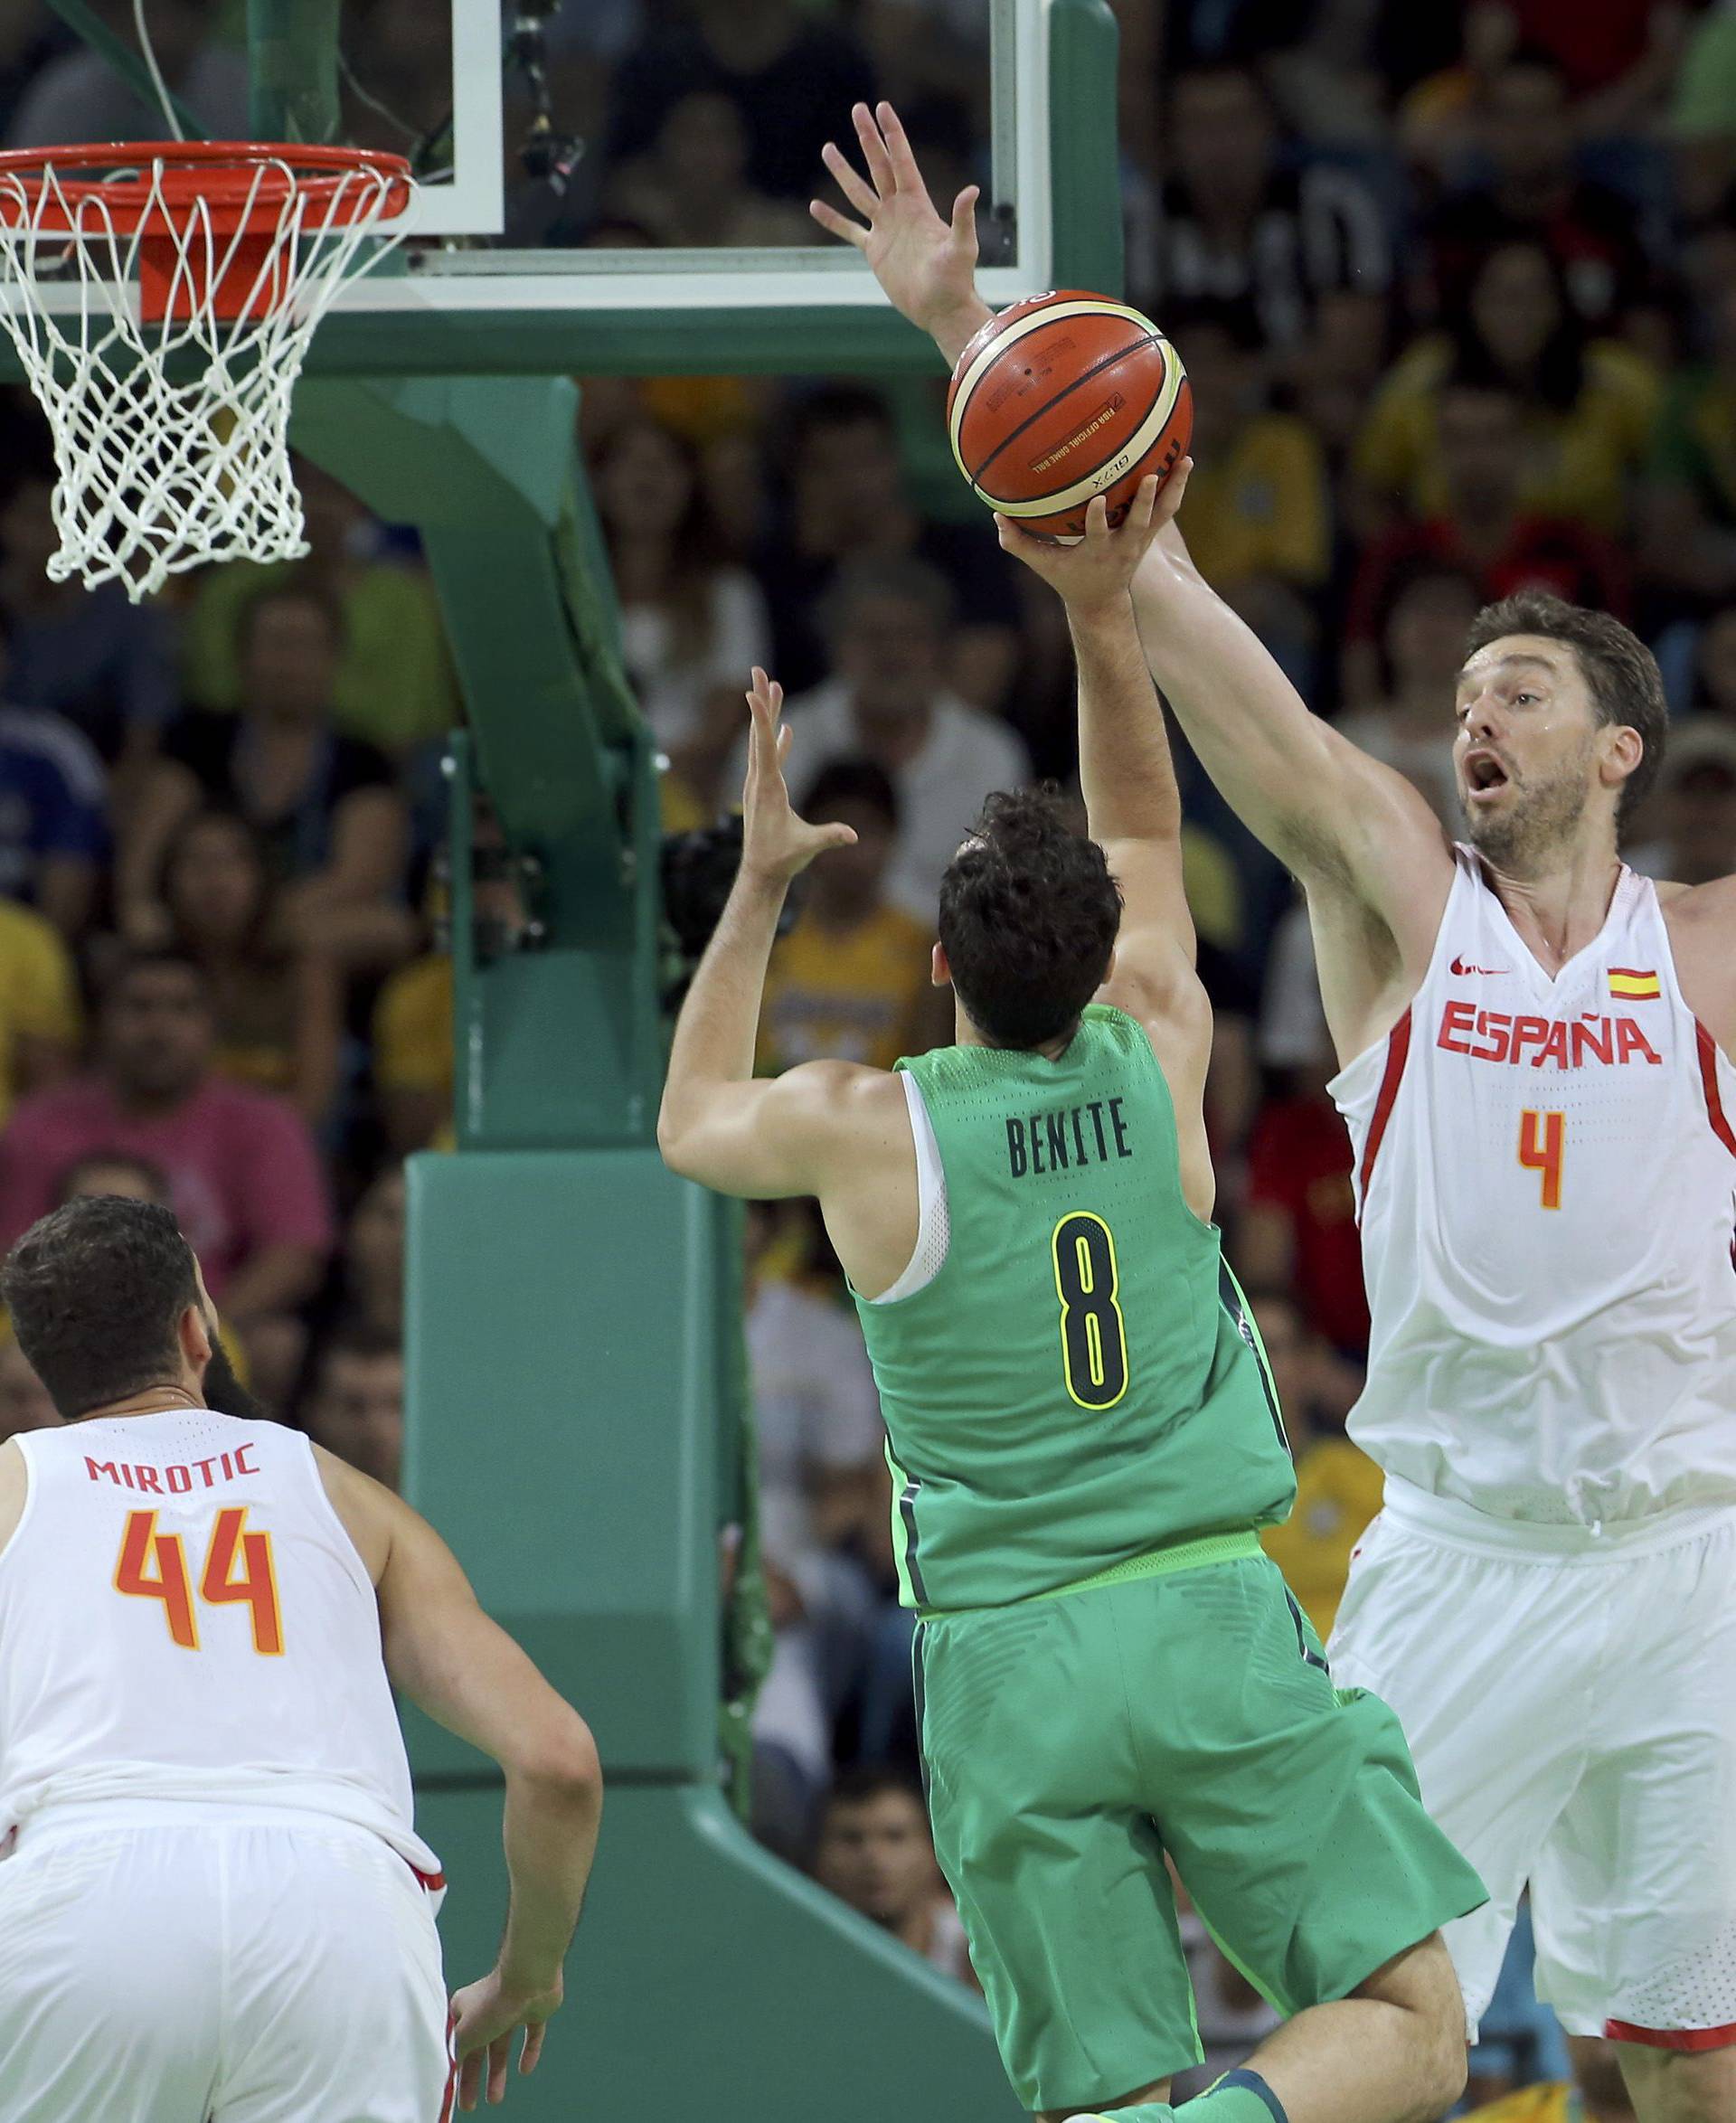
656, 1056, 891, 1202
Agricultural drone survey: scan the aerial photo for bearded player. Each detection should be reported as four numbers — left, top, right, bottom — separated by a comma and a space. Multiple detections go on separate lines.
816, 99, 1736, 2123
0, 1198, 601, 2118
659, 475, 1484, 2123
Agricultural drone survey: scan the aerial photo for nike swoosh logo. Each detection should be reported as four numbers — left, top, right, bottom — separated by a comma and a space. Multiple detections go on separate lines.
1450, 958, 1508, 977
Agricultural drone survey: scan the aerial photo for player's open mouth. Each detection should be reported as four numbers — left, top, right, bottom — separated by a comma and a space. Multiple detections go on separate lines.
1465, 751, 1510, 797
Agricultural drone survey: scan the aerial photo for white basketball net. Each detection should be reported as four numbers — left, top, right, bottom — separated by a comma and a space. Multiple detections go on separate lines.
0, 155, 409, 602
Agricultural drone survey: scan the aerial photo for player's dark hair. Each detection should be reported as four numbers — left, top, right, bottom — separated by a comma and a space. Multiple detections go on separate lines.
1463, 591, 1668, 830
1, 1196, 202, 1419
801, 756, 900, 830
938, 788, 1120, 1050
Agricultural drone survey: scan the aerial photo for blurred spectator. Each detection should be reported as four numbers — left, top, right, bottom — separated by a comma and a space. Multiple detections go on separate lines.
1171, 302, 1330, 680
0, 696, 107, 939
1335, 557, 1482, 825
733, 554, 1029, 920
604, 0, 876, 204
760, 760, 941, 1075
1241, 925, 1370, 1358
0, 1326, 58, 1439
371, 803, 528, 1157
1425, 51, 1653, 330
180, 464, 460, 759
1355, 239, 1660, 537
53, 1149, 170, 1206
0, 951, 333, 1339
811, 1768, 975, 1986
1290, 289, 1396, 484
1629, 722, 1736, 883
1689, 604, 1736, 721
303, 1326, 404, 1490
1344, 379, 1630, 704
591, 415, 771, 807
755, 385, 1022, 705
0, 895, 80, 1128
6, 0, 248, 148
0, 468, 177, 775
373, 942, 454, 1157
123, 584, 412, 971
747, 1200, 884, 1568
305, 1165, 407, 1350
605, 90, 813, 248
159, 809, 342, 1128
1672, 0, 1736, 220
1639, 282, 1736, 606
1252, 1288, 1377, 1640
1143, 64, 1392, 350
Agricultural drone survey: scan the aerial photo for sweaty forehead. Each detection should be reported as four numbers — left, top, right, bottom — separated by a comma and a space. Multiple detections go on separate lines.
1456, 637, 1571, 691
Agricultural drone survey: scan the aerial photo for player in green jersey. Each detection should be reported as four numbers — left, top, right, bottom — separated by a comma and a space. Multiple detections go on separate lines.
658, 463, 1486, 2123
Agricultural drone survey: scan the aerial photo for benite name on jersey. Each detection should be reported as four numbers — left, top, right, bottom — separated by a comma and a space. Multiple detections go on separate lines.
84, 1445, 262, 1495
1005, 1097, 1135, 1179
1437, 1001, 1663, 1069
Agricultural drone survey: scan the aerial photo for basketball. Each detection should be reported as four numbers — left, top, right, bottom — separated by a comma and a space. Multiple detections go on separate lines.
946, 291, 1193, 542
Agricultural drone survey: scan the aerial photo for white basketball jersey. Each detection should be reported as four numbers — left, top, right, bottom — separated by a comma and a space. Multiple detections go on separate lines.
0, 1410, 440, 1881
1333, 847, 1736, 1526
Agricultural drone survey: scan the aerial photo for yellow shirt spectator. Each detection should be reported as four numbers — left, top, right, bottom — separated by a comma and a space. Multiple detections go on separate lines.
0, 899, 81, 1128
1262, 1436, 1384, 1639
373, 953, 454, 1155
1461, 2087, 1576, 2123
1354, 335, 1659, 534
760, 904, 934, 1075
182, 560, 460, 756
1179, 413, 1331, 592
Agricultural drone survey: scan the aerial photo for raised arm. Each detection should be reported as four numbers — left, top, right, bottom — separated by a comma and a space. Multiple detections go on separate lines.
993, 478, 1199, 1005
656, 669, 880, 1202
817, 99, 1457, 1057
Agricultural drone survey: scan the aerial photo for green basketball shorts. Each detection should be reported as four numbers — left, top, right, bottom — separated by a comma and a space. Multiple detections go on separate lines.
913, 1541, 1487, 2114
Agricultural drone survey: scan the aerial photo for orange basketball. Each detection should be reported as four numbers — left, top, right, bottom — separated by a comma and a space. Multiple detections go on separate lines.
946, 290, 1193, 541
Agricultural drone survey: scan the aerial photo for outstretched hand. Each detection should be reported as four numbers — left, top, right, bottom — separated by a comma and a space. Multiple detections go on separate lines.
995, 465, 1194, 613
741, 668, 858, 888
811, 100, 988, 357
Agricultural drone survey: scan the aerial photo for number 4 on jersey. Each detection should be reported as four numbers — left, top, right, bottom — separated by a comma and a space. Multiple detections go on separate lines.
1518, 1109, 1566, 1210
115, 1507, 284, 1656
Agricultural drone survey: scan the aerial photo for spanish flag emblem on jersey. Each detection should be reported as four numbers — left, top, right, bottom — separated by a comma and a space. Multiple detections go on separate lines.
1609, 967, 1661, 1000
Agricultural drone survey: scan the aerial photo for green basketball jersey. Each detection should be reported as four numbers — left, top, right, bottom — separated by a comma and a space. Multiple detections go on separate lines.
852, 1005, 1297, 1611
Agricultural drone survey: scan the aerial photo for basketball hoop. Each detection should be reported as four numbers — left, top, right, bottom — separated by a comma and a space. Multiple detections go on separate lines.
0, 143, 414, 601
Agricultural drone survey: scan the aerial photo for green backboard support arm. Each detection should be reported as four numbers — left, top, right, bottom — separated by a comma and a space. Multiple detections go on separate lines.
291, 374, 665, 1146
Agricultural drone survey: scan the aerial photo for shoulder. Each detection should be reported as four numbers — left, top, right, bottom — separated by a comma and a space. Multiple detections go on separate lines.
307, 1439, 392, 1585
1582, 338, 1661, 405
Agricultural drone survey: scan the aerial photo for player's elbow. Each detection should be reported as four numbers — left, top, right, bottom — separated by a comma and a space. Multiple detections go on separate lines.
656, 1097, 697, 1173
512, 1704, 603, 1809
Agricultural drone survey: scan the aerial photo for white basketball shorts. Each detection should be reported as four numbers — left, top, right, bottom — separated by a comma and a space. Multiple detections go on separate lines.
1330, 1481, 1736, 2052
0, 1800, 457, 2121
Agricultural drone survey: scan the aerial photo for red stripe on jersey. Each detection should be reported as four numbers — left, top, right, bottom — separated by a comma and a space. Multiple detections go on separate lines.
1695, 1021, 1736, 1160
1358, 1007, 1413, 1212
1605, 2017, 1736, 2053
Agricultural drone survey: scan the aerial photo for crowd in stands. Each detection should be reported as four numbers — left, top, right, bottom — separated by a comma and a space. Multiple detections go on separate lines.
0, 0, 1731, 2099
